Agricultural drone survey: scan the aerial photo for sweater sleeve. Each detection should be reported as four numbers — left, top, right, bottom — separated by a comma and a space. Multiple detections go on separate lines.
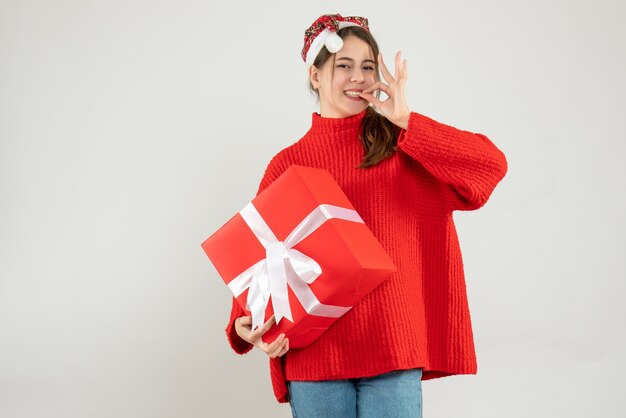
225, 149, 292, 355
396, 111, 508, 211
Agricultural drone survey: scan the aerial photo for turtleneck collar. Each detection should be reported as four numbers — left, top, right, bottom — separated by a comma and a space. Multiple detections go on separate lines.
309, 108, 367, 135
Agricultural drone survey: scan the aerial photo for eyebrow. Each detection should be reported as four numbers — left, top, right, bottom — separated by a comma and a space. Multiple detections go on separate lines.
336, 57, 376, 65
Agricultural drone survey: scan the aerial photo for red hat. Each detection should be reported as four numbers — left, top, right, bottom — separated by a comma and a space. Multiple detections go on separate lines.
302, 13, 370, 67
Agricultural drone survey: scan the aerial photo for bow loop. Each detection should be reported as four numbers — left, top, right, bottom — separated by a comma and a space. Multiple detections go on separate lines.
227, 202, 363, 333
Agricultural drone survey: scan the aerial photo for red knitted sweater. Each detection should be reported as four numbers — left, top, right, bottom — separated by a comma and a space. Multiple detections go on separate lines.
225, 107, 508, 403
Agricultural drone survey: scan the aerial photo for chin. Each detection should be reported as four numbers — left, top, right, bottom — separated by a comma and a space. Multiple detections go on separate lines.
349, 104, 368, 114
343, 101, 367, 112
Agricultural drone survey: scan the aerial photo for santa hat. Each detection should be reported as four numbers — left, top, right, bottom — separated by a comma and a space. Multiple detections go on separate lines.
301, 13, 370, 67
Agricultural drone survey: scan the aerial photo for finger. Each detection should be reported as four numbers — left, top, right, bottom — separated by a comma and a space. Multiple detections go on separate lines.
398, 59, 408, 84
254, 332, 281, 353
259, 314, 276, 335
378, 52, 395, 84
358, 92, 385, 109
262, 333, 285, 355
249, 314, 276, 340
276, 339, 290, 357
238, 316, 252, 326
264, 314, 276, 328
255, 340, 270, 353
395, 50, 402, 80
269, 335, 287, 357
401, 59, 408, 84
362, 81, 389, 95
270, 337, 289, 358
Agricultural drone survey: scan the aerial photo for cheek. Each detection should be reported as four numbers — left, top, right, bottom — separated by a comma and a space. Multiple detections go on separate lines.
334, 74, 352, 91
331, 84, 344, 96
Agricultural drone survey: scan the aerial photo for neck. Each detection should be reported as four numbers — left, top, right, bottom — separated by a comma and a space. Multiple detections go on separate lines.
309, 108, 368, 135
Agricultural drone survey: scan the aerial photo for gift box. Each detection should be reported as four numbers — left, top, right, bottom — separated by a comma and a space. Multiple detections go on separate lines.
201, 164, 396, 348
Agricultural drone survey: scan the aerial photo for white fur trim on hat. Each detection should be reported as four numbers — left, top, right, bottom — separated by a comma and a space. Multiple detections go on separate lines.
306, 21, 361, 68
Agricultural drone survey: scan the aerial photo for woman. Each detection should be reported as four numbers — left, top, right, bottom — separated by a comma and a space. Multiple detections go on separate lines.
226, 13, 508, 417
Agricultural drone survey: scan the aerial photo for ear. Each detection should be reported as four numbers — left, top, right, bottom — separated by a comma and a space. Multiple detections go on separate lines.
309, 65, 320, 90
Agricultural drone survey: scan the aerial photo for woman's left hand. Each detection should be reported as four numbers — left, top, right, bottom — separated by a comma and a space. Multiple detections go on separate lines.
359, 50, 411, 130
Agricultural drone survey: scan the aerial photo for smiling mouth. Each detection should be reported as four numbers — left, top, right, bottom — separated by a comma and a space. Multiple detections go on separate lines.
344, 90, 363, 97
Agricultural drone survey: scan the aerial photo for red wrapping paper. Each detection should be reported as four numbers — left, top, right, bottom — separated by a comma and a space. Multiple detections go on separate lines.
201, 164, 396, 348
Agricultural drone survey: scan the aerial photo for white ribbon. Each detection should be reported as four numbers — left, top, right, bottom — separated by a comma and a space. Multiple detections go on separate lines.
227, 202, 365, 332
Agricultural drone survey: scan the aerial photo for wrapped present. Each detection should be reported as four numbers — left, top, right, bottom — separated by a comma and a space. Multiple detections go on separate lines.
201, 164, 396, 348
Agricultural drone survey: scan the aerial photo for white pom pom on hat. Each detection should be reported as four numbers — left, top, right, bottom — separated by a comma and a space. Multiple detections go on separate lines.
301, 13, 370, 68
324, 32, 345, 54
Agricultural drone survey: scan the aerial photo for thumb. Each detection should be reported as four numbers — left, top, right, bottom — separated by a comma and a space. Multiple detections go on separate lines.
237, 316, 252, 326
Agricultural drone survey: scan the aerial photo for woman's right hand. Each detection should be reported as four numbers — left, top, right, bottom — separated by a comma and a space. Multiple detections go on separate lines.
234, 314, 290, 358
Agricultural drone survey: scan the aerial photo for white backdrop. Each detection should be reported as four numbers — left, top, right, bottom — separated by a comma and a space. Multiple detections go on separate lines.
1, 0, 624, 417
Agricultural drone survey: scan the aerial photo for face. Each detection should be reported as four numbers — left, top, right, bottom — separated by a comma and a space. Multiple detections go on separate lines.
309, 35, 378, 118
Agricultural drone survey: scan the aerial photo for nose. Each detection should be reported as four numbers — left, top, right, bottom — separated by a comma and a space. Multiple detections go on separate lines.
350, 68, 365, 83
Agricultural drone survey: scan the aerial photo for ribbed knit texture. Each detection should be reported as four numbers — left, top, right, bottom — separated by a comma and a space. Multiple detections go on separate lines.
225, 107, 508, 403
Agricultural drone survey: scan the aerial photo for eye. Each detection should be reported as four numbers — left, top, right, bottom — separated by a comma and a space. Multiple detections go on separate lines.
364, 66, 375, 71
337, 64, 350, 69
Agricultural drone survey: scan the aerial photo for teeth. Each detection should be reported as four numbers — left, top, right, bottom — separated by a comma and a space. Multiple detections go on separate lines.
345, 91, 362, 97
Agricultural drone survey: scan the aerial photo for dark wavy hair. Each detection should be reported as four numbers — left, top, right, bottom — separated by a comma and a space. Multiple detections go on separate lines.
308, 26, 401, 169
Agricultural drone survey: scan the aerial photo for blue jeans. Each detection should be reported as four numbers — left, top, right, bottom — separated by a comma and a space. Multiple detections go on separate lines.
287, 368, 423, 418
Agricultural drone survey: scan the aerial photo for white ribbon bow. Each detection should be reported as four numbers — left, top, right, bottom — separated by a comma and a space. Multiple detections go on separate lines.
227, 202, 364, 332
